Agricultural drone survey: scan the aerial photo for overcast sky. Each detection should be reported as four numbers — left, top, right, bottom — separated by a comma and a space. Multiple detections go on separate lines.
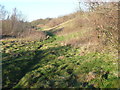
0, 0, 118, 21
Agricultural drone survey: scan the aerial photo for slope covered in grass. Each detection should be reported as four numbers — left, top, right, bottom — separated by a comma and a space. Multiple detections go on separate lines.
2, 34, 118, 88
2, 2, 119, 89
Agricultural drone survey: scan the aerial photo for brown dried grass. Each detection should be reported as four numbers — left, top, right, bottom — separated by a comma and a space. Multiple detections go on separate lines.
22, 29, 46, 41
56, 2, 118, 50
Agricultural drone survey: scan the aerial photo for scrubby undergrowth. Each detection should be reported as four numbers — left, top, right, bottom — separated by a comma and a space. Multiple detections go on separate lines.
1, 2, 119, 89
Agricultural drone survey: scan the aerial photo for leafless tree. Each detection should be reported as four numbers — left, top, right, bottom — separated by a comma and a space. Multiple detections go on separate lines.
1, 6, 30, 38
77, 0, 107, 12
0, 5, 8, 20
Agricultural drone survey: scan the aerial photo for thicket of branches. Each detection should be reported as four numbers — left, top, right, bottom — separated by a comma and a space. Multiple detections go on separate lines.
56, 2, 118, 49
0, 5, 31, 39
0, 5, 31, 38
83, 2, 118, 47
0, 5, 46, 40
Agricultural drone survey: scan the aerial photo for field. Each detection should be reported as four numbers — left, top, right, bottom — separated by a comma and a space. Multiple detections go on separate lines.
1, 2, 119, 89
1, 32, 119, 88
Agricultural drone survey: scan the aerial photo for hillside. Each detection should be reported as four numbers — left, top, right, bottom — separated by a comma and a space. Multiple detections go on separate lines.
30, 18, 52, 30
2, 2, 119, 88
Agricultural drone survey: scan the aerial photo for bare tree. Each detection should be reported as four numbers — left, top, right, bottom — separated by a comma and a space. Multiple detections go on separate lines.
0, 5, 8, 38
77, 0, 107, 12
1, 6, 30, 38
0, 5, 7, 20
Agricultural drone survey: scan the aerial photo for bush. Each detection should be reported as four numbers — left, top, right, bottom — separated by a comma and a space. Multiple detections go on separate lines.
1, 5, 46, 41
1, 6, 31, 38
22, 29, 46, 41
56, 2, 118, 49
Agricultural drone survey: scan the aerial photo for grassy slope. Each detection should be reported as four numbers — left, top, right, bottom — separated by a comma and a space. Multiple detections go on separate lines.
2, 30, 118, 88
2, 4, 119, 88
43, 19, 75, 31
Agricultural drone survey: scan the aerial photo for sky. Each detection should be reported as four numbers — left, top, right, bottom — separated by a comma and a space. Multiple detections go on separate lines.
0, 0, 79, 21
0, 0, 118, 21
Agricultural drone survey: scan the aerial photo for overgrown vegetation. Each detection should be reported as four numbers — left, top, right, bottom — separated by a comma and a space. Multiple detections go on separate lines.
0, 5, 46, 40
54, 3, 118, 49
1, 2, 119, 89
30, 18, 52, 30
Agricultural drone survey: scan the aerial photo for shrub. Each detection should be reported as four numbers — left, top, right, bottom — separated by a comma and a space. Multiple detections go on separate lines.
21, 29, 46, 41
56, 2, 118, 49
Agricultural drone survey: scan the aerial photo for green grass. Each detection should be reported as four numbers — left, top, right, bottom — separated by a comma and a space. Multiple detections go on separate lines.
1, 34, 118, 88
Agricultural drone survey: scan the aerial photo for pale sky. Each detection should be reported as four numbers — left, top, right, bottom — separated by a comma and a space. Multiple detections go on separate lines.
0, 0, 79, 21
0, 0, 118, 21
